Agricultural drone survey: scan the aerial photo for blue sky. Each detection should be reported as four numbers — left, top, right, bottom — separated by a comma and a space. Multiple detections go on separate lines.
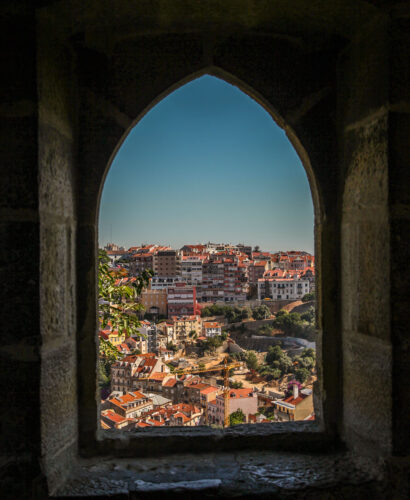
99, 75, 314, 253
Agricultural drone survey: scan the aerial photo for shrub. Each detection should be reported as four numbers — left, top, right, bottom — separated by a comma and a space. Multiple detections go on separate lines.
230, 409, 245, 426
302, 292, 315, 302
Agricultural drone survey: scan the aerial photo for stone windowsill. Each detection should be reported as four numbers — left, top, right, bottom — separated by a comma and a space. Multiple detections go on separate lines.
54, 450, 384, 498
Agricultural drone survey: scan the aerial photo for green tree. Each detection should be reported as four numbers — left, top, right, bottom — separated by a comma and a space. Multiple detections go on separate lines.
265, 345, 283, 365
98, 249, 152, 359
258, 324, 274, 336
301, 307, 315, 323
294, 367, 310, 383
271, 368, 282, 380
302, 347, 316, 359
241, 306, 253, 320
252, 305, 271, 320
98, 359, 111, 390
230, 380, 243, 389
265, 345, 294, 375
246, 351, 259, 370
201, 307, 211, 318
166, 342, 178, 352
229, 408, 245, 426
225, 309, 238, 323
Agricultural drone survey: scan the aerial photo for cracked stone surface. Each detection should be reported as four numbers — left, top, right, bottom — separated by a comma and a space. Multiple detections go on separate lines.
55, 451, 385, 498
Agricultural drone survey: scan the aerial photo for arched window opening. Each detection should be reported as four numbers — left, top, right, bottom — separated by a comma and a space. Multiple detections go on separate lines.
98, 75, 316, 431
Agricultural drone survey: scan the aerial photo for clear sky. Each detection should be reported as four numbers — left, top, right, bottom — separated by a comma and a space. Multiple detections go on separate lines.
99, 75, 314, 253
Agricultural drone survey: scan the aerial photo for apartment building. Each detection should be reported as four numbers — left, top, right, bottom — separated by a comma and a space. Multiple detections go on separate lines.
200, 255, 249, 302
180, 255, 205, 285
257, 275, 310, 300
167, 283, 199, 316
153, 249, 180, 277
110, 354, 170, 393
248, 260, 269, 284
150, 276, 182, 291
156, 321, 176, 344
171, 315, 202, 341
130, 252, 154, 276
108, 391, 154, 419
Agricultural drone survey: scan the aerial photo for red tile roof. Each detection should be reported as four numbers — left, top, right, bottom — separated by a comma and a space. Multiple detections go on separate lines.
200, 386, 218, 395
102, 409, 127, 424
164, 378, 177, 387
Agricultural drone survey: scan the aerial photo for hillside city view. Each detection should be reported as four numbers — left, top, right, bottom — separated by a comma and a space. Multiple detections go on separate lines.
98, 76, 315, 431
98, 243, 316, 430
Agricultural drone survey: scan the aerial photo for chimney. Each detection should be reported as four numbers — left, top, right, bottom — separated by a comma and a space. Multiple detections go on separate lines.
292, 383, 299, 400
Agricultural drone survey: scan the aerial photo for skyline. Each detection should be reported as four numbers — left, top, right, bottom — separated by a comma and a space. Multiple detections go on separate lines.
99, 75, 314, 253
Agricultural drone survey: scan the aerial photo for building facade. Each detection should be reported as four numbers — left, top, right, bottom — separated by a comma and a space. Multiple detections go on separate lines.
167, 283, 199, 316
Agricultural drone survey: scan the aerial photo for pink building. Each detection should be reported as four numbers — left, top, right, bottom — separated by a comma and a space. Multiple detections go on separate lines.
209, 388, 258, 426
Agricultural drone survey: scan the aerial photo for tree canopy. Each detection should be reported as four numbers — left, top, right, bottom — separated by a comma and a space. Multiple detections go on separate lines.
98, 249, 152, 359
229, 408, 245, 426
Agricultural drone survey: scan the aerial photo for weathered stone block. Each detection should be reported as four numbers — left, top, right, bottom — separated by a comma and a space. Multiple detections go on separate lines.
343, 330, 392, 457
342, 113, 388, 210
107, 35, 204, 118
214, 35, 337, 124
342, 213, 390, 341
41, 341, 78, 461
40, 222, 76, 344
37, 37, 76, 135
39, 125, 75, 219
338, 14, 389, 127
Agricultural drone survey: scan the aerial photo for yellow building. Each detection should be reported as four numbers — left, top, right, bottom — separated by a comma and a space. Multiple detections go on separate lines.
99, 329, 125, 346
171, 315, 202, 341
140, 288, 168, 317
274, 386, 313, 421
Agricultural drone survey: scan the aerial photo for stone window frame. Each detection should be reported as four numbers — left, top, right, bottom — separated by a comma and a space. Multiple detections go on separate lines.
76, 65, 339, 459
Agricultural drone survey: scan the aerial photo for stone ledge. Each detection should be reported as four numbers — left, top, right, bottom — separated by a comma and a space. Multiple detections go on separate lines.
54, 450, 385, 498
89, 422, 334, 458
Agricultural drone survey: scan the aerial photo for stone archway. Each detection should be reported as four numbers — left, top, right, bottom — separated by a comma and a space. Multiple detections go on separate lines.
75, 46, 338, 452
21, 2, 406, 495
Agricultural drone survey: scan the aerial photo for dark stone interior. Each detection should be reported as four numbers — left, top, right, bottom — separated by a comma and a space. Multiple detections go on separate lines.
1, 1, 409, 498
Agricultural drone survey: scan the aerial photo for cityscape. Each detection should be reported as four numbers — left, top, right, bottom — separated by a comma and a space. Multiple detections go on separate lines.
99, 242, 316, 430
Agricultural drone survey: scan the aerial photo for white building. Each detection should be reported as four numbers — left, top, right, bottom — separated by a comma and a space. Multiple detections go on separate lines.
202, 321, 222, 338
257, 277, 310, 300
180, 255, 205, 285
